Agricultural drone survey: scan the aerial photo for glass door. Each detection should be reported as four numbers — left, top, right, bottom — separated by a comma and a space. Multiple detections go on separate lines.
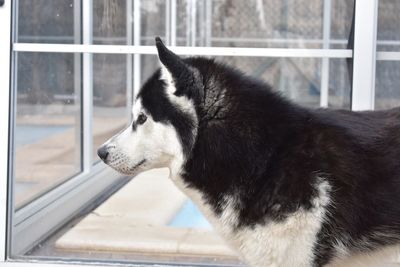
2, 0, 387, 266
10, 0, 130, 256
9, 0, 355, 263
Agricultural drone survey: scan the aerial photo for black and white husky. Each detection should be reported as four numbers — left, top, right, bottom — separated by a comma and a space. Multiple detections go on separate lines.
98, 37, 400, 267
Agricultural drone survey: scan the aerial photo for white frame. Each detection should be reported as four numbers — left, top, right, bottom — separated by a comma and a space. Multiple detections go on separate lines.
13, 43, 352, 58
320, 0, 331, 108
377, 52, 400, 61
351, 0, 379, 111
0, 0, 11, 263
82, 0, 94, 170
1, 0, 388, 266
133, 0, 141, 100
11, 165, 122, 255
126, 0, 133, 118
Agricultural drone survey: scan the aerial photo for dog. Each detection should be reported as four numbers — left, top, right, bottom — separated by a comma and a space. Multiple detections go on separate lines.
97, 37, 400, 267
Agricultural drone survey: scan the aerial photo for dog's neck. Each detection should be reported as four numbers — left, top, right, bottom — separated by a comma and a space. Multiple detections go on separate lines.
176, 74, 310, 217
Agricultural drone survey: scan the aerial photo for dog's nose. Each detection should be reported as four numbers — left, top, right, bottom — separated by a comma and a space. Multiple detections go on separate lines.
97, 146, 109, 162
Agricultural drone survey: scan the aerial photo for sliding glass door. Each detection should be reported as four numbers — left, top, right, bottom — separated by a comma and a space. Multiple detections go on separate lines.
2, 0, 396, 266
9, 0, 355, 262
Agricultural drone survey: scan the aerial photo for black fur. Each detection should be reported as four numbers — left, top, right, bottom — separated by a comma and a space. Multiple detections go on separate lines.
138, 38, 400, 266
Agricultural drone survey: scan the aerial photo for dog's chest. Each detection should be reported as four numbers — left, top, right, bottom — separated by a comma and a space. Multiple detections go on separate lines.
171, 176, 327, 267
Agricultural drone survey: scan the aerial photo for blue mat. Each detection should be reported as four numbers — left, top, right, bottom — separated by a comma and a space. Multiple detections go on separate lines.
169, 200, 212, 229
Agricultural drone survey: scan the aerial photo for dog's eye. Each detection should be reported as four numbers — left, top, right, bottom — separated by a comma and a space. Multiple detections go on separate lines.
137, 112, 147, 125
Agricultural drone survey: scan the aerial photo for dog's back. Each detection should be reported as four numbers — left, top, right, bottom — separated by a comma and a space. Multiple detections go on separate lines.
309, 107, 400, 265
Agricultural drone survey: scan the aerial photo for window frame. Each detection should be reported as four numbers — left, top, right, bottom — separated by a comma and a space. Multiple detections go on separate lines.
0, 0, 388, 266
0, 0, 11, 262
351, 0, 379, 111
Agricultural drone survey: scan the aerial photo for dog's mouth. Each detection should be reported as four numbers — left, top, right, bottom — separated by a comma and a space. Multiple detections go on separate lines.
106, 157, 147, 176
130, 159, 146, 171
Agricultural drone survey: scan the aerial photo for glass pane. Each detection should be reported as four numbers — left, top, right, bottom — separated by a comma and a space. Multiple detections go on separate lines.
16, 0, 354, 48
209, 0, 322, 48
328, 59, 351, 109
93, 54, 130, 164
91, 0, 168, 45
141, 55, 160, 82
173, 0, 354, 48
216, 57, 322, 107
376, 0, 400, 110
377, 0, 400, 51
14, 52, 81, 208
215, 57, 350, 109
93, 0, 128, 45
375, 61, 400, 110
17, 0, 79, 44
330, 0, 354, 49
141, 0, 167, 45
176, 0, 188, 46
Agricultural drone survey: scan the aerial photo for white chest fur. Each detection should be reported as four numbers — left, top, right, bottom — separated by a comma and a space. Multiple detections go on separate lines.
170, 175, 331, 267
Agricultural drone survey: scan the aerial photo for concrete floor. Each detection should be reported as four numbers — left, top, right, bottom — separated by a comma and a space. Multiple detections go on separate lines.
55, 169, 237, 259
27, 169, 240, 266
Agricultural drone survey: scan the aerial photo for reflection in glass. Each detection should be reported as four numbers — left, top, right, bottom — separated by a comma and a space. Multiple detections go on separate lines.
17, 0, 78, 44
375, 61, 400, 110
141, 55, 160, 82
376, 1, 400, 109
378, 0, 400, 51
328, 59, 351, 109
93, 0, 127, 45
216, 57, 350, 109
208, 0, 323, 48
141, 0, 167, 45
15, 52, 81, 208
330, 0, 354, 49
173, 0, 353, 48
93, 54, 129, 164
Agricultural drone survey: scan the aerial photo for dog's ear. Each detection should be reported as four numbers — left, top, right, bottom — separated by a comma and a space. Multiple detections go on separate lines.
155, 37, 189, 80
155, 37, 202, 101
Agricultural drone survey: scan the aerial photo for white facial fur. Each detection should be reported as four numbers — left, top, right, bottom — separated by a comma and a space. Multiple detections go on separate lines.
100, 98, 184, 176
99, 63, 196, 178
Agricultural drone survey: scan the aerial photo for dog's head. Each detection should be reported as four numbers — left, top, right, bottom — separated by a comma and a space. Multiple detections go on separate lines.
97, 37, 203, 176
